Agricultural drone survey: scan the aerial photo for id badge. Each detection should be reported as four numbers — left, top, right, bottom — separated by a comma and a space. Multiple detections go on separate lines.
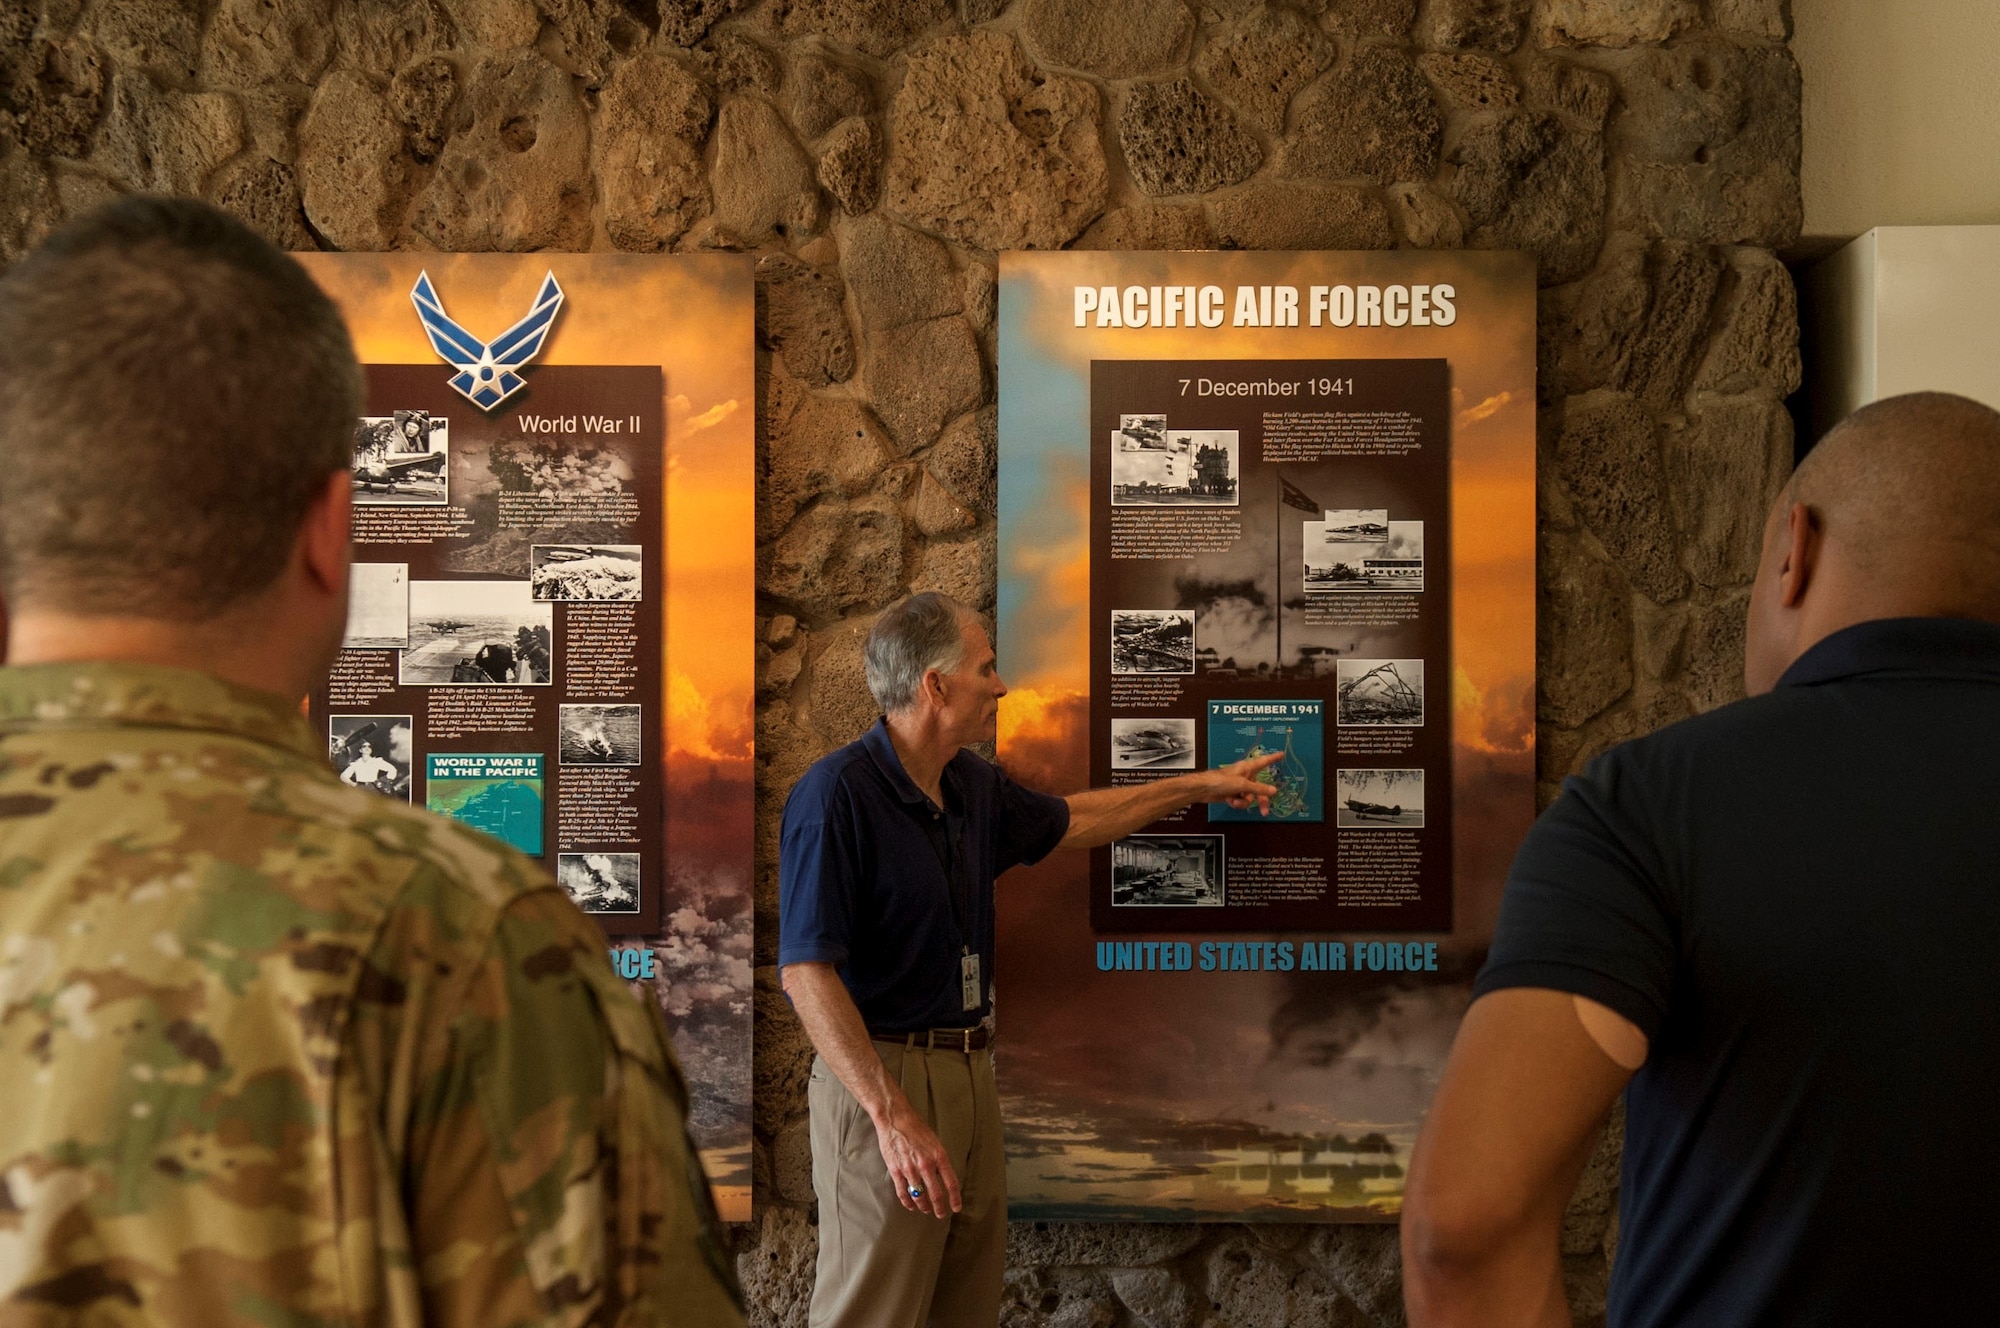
961, 951, 981, 1011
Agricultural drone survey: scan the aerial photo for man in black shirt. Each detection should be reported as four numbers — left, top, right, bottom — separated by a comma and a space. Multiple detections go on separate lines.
1403, 392, 2000, 1326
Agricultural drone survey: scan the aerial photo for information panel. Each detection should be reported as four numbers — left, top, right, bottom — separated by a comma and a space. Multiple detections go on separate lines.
300, 255, 754, 1220
998, 252, 1535, 1222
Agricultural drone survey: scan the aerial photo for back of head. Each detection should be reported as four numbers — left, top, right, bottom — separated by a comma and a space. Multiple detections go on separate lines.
865, 592, 974, 714
0, 196, 359, 620
1796, 392, 2000, 615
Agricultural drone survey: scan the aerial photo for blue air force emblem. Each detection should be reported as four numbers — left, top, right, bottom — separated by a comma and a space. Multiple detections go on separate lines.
410, 270, 564, 412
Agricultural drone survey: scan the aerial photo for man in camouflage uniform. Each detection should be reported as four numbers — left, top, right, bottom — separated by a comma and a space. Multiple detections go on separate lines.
0, 198, 744, 1326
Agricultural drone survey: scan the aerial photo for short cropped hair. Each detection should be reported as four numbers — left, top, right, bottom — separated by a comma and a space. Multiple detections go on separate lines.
864, 592, 974, 714
0, 196, 359, 619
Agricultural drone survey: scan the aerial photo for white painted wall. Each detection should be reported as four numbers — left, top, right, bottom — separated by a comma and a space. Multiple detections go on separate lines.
1794, 0, 2000, 243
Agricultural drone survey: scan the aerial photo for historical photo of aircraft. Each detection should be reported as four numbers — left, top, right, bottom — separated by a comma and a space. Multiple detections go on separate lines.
352, 410, 449, 505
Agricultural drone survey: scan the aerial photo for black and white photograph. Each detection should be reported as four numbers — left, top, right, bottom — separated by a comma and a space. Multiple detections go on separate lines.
1111, 427, 1239, 507
352, 411, 449, 506
1112, 835, 1225, 907
1335, 768, 1426, 828
400, 580, 554, 686
1111, 609, 1196, 675
329, 715, 413, 802
558, 852, 641, 914
1110, 717, 1197, 770
1336, 658, 1426, 727
561, 703, 642, 765
531, 544, 643, 602
342, 562, 409, 649
1304, 509, 1422, 593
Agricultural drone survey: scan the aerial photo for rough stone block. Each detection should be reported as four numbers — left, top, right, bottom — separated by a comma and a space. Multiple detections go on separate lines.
885, 32, 1109, 250
928, 407, 998, 516
1204, 1235, 1347, 1324
772, 1117, 815, 1204
1665, 394, 1789, 588
1285, 45, 1440, 186
758, 640, 805, 702
533, 0, 615, 84
96, 74, 242, 196
439, 0, 540, 50
1417, 51, 1520, 112
696, 29, 783, 95
330, 0, 458, 78
596, 50, 712, 252
816, 116, 883, 215
762, 391, 890, 529
1448, 109, 1606, 285
1304, 1225, 1404, 1324
1533, 0, 1697, 47
201, 0, 334, 87
758, 253, 856, 387
1630, 592, 1688, 682
1538, 234, 1724, 407
1191, 3, 1333, 134
1609, 39, 1803, 248
660, 0, 751, 48
806, 618, 890, 743
865, 315, 985, 452
1684, 591, 1750, 711
388, 56, 457, 161
207, 155, 314, 250
966, 0, 1011, 20
912, 470, 977, 535
1520, 53, 1615, 129
1423, 0, 1529, 52
11, 36, 109, 159
768, 0, 956, 59
737, 1204, 818, 1328
413, 51, 591, 251
1712, 0, 1790, 39
751, 980, 814, 1136
1019, 0, 1194, 78
0, 148, 60, 265
1119, 77, 1262, 197
1553, 391, 1689, 603
1538, 527, 1634, 726
1388, 183, 1466, 248
1077, 202, 1215, 251
1695, 248, 1803, 396
1006, 1221, 1204, 1267
786, 50, 874, 142
1321, 0, 1416, 39
911, 529, 997, 610
964, 259, 998, 336
762, 498, 907, 618
839, 213, 963, 332
1110, 1269, 1198, 1328
710, 95, 823, 244
86, 0, 201, 84
1207, 180, 1394, 250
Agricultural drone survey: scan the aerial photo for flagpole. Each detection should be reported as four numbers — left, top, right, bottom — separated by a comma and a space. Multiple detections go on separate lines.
1275, 467, 1283, 678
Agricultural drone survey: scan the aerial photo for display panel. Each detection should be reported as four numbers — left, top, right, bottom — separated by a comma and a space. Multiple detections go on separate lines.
998, 252, 1536, 1221
301, 255, 754, 1220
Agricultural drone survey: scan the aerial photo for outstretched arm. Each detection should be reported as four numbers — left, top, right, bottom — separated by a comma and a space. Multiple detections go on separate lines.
1059, 751, 1284, 850
1402, 989, 1642, 1328
779, 961, 962, 1221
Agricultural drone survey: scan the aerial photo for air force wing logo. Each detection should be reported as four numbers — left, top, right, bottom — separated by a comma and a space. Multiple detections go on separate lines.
410, 270, 563, 412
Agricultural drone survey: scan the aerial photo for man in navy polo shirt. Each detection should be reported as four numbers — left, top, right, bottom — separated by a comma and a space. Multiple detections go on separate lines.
780, 592, 1281, 1328
1402, 392, 2000, 1326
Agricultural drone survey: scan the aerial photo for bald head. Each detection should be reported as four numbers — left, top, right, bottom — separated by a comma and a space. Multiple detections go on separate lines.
1744, 392, 2000, 693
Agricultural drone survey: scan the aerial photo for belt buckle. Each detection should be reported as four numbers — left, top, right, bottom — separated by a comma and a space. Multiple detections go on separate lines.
929, 1027, 971, 1053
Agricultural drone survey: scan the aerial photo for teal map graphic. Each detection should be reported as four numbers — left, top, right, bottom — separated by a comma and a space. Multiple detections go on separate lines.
1207, 700, 1323, 822
427, 752, 544, 855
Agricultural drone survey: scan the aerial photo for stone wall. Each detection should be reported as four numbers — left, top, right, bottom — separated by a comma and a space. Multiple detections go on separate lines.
0, 0, 1802, 1322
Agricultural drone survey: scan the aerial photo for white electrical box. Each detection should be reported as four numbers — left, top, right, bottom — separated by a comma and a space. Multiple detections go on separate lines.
1801, 226, 2000, 444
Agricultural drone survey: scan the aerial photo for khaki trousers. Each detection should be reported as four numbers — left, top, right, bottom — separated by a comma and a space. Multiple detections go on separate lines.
807, 1041, 1007, 1327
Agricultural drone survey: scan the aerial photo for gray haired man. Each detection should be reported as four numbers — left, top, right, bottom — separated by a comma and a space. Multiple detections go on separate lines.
778, 592, 1280, 1327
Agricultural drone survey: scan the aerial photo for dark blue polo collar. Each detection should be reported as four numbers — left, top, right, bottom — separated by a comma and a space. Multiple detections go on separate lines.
859, 717, 961, 812
1777, 616, 2000, 689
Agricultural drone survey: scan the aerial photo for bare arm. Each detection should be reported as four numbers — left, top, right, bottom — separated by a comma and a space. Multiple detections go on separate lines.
1402, 989, 1641, 1328
1060, 751, 1285, 849
779, 961, 962, 1220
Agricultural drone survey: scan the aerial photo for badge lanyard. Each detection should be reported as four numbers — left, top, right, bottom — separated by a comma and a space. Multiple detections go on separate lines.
922, 801, 981, 1012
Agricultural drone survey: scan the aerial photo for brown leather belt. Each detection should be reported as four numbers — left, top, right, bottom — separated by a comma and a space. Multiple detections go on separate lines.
875, 1026, 992, 1053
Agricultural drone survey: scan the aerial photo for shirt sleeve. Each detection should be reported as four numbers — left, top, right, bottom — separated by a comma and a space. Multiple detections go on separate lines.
391, 882, 745, 1328
778, 782, 861, 969
1475, 753, 1681, 1039
993, 765, 1072, 874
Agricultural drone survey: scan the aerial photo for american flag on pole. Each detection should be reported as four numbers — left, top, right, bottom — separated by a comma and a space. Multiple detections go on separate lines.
1280, 473, 1321, 514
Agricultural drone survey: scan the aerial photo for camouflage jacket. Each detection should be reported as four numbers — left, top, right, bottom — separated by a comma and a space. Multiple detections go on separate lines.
0, 663, 744, 1327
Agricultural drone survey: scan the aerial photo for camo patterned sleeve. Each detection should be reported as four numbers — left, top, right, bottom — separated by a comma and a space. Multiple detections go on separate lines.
343, 869, 744, 1328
